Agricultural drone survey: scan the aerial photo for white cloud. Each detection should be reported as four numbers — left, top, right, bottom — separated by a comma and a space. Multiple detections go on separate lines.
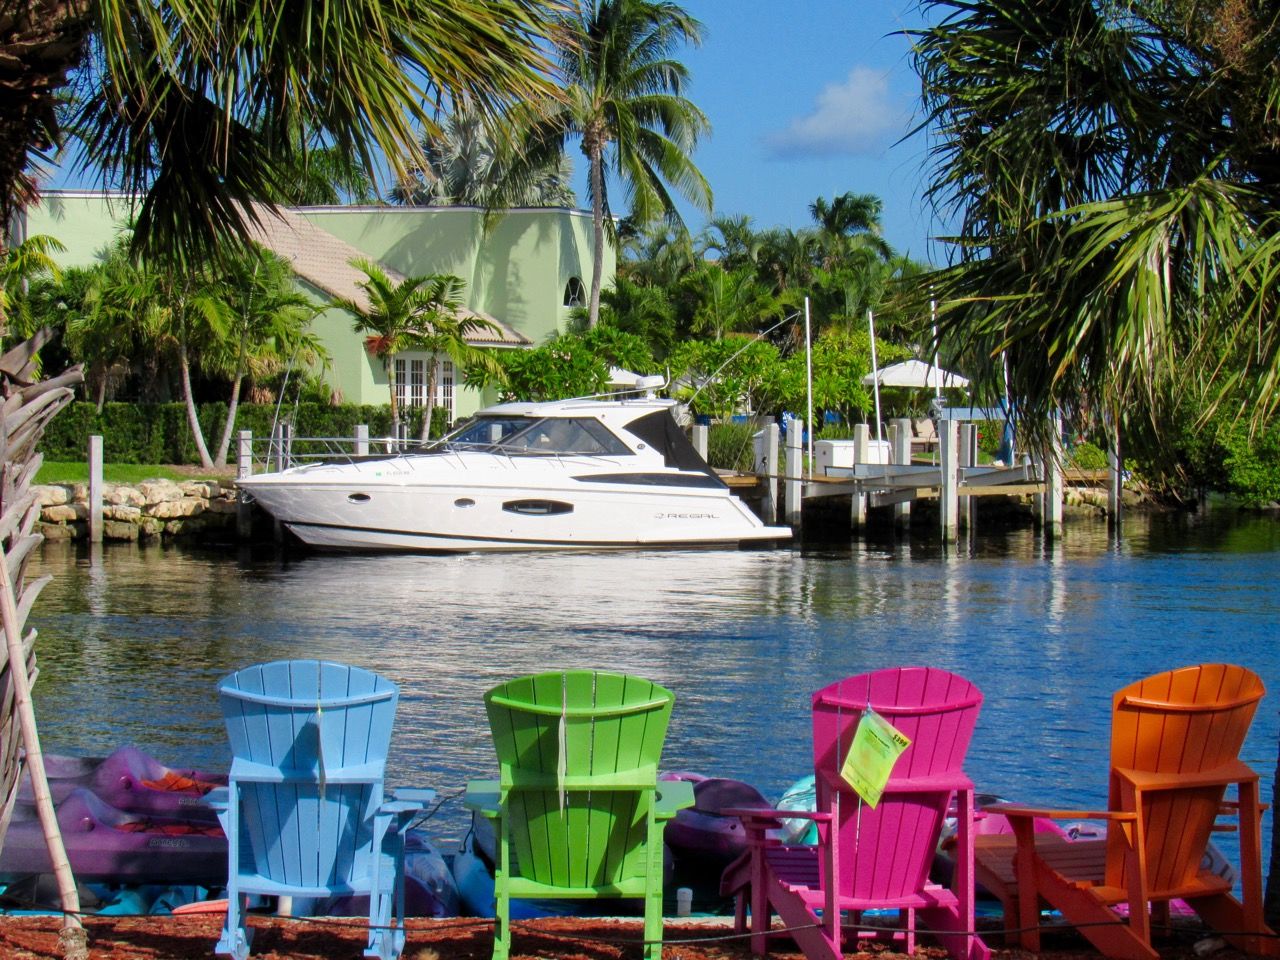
765, 66, 909, 158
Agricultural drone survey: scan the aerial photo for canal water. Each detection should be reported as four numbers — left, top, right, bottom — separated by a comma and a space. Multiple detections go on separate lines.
24, 511, 1280, 857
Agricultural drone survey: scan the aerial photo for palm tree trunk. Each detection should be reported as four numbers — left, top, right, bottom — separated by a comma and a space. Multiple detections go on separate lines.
588, 143, 606, 329
215, 328, 250, 466
420, 359, 440, 442
94, 370, 106, 413
214, 372, 244, 467
177, 336, 214, 468
387, 357, 399, 432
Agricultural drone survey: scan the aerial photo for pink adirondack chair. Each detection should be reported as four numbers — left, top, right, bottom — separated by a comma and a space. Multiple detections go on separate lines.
722, 667, 989, 960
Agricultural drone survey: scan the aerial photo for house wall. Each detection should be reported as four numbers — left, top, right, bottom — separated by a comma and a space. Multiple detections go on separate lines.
18, 193, 613, 418
298, 205, 604, 348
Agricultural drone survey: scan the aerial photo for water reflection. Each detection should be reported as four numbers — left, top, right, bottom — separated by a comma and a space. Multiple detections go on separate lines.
26, 510, 1280, 853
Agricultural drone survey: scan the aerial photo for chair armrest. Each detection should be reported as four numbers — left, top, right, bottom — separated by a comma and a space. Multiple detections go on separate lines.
655, 780, 694, 819
464, 780, 501, 818
205, 787, 229, 812
988, 802, 1136, 822
723, 806, 831, 825
393, 788, 436, 805
1114, 759, 1259, 793
380, 787, 435, 816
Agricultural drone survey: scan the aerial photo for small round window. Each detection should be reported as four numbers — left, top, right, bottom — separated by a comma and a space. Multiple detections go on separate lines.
563, 277, 585, 308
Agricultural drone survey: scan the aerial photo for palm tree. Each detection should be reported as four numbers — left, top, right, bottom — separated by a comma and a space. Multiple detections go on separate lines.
910, 0, 1280, 439
518, 0, 713, 327
699, 215, 761, 272
209, 248, 326, 466
331, 260, 504, 436
0, 235, 63, 337
1, 1, 559, 266
391, 107, 576, 209
682, 262, 780, 340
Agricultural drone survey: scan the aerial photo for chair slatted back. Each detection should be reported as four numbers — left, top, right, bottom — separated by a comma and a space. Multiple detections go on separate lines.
812, 667, 982, 902
1105, 663, 1264, 894
220, 660, 398, 890
485, 670, 673, 890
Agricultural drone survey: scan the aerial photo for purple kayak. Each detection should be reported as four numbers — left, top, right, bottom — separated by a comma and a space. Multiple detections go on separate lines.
19, 746, 225, 819
661, 774, 769, 868
0, 787, 226, 883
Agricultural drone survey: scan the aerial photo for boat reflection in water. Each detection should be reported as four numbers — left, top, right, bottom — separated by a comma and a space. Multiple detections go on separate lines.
239, 397, 791, 552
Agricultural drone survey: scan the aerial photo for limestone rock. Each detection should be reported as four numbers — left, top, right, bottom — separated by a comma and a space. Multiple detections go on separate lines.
104, 484, 147, 507
148, 498, 207, 520
35, 484, 72, 506
138, 480, 185, 504
103, 520, 141, 541
208, 498, 239, 515
104, 504, 143, 522
42, 504, 86, 523
139, 517, 165, 538
180, 481, 223, 499
37, 522, 75, 540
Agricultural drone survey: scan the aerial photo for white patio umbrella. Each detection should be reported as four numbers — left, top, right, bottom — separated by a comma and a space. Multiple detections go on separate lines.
861, 359, 969, 390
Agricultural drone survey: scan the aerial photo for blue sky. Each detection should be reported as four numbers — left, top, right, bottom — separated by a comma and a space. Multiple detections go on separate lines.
653, 0, 942, 263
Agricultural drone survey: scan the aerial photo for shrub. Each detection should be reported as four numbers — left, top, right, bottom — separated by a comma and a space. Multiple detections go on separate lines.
38, 402, 446, 464
706, 421, 759, 473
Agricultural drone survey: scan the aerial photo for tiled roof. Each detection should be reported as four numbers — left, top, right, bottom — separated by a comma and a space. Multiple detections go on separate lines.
242, 203, 531, 347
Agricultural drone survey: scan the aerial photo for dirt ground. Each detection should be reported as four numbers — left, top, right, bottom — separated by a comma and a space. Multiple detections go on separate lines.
0, 914, 1230, 960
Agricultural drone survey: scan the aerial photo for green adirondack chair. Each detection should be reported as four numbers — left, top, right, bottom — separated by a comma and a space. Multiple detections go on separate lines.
465, 670, 694, 960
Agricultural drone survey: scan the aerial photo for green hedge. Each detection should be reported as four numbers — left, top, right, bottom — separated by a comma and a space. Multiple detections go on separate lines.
39, 402, 450, 464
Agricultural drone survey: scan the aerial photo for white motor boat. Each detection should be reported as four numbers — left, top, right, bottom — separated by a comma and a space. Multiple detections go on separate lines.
238, 397, 792, 552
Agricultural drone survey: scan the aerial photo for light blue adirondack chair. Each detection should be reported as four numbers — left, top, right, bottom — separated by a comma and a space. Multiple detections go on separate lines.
211, 660, 433, 960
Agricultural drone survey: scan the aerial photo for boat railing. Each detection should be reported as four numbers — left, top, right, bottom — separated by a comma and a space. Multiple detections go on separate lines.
240, 425, 423, 475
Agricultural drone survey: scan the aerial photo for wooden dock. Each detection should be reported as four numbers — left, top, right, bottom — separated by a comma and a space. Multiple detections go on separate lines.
702, 414, 1125, 544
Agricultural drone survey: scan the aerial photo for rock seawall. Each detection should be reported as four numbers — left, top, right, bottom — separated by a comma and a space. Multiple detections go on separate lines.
35, 480, 239, 542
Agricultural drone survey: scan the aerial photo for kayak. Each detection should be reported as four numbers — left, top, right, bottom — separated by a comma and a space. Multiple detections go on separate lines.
661, 773, 770, 871
20, 746, 224, 819
0, 787, 226, 883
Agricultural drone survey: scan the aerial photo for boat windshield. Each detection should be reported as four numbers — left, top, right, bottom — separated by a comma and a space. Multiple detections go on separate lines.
430, 415, 633, 456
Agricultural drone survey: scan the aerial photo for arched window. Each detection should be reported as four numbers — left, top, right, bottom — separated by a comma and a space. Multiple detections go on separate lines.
563, 276, 586, 308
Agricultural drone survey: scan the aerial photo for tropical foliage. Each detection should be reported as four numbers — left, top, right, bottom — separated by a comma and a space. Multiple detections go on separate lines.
910, 0, 1280, 457
331, 261, 505, 437
390, 107, 576, 209
516, 0, 714, 326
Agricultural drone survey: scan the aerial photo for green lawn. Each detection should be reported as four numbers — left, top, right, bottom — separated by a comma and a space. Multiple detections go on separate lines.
35, 462, 225, 485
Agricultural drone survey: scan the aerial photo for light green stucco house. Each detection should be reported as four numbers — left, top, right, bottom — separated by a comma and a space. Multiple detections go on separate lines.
19, 191, 614, 422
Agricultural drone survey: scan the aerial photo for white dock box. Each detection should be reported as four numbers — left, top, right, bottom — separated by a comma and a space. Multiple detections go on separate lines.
815, 438, 890, 474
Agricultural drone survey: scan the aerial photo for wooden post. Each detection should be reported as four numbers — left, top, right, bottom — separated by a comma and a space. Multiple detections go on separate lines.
87, 435, 103, 544
959, 423, 976, 531
785, 418, 803, 526
1107, 432, 1123, 525
692, 423, 708, 462
851, 423, 870, 531
236, 431, 253, 541
753, 424, 779, 525
939, 419, 960, 542
1045, 417, 1064, 540
355, 424, 369, 457
891, 418, 911, 527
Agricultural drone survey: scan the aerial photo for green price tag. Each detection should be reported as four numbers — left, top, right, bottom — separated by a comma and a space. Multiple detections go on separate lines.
839, 708, 911, 808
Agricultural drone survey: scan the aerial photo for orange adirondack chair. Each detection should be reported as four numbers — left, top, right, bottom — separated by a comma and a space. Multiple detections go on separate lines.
989, 663, 1277, 960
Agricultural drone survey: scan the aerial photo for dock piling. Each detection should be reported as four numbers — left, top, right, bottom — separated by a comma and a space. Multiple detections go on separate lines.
355, 424, 369, 457
890, 419, 912, 528
939, 420, 960, 542
1045, 417, 1064, 539
236, 431, 253, 540
785, 419, 803, 526
851, 424, 870, 530
88, 435, 103, 544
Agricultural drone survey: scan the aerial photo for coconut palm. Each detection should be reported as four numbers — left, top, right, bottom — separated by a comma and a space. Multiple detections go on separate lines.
332, 260, 504, 436
0, 235, 63, 336
1, 0, 559, 267
391, 107, 576, 209
910, 0, 1280, 439
517, 0, 713, 327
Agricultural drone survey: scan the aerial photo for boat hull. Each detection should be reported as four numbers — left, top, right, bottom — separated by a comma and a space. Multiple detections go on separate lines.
241, 458, 790, 553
